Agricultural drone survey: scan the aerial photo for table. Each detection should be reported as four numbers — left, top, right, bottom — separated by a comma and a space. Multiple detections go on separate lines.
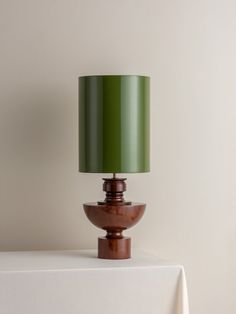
0, 250, 189, 314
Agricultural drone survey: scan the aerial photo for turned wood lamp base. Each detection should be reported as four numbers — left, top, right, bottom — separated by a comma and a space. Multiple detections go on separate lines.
83, 176, 145, 260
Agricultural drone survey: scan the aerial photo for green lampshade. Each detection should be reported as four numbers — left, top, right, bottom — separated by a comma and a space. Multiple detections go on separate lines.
79, 75, 150, 173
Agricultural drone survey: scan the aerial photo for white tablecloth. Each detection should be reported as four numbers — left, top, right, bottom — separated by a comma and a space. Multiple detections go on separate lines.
0, 250, 189, 314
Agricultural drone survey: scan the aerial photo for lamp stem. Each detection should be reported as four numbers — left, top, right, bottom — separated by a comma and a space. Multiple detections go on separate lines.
113, 173, 117, 179
98, 177, 131, 206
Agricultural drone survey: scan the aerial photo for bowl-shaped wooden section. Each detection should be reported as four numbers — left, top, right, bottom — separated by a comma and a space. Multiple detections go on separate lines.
83, 202, 146, 233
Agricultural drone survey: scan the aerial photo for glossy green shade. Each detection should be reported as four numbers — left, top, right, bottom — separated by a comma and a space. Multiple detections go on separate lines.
79, 75, 150, 173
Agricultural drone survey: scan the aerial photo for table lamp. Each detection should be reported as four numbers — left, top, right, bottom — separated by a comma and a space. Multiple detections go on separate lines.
79, 75, 150, 259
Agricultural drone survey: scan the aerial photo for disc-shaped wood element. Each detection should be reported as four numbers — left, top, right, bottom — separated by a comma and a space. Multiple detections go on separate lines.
83, 203, 145, 231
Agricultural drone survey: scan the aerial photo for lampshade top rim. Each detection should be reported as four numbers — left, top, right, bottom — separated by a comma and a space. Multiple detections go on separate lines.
79, 171, 150, 174
79, 75, 150, 79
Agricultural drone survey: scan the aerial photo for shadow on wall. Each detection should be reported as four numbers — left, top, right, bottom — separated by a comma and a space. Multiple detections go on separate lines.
0, 89, 82, 250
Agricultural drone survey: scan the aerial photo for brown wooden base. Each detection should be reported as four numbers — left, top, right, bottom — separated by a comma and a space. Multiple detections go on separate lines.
98, 237, 131, 259
83, 177, 146, 260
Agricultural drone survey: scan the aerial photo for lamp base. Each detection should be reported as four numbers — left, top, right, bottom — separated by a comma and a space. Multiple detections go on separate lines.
83, 177, 145, 260
83, 202, 145, 259
98, 237, 131, 259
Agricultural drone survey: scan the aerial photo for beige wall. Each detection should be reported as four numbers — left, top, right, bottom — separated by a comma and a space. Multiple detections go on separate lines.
0, 0, 236, 313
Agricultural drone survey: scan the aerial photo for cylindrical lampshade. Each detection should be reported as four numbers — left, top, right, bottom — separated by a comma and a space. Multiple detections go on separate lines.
79, 75, 150, 173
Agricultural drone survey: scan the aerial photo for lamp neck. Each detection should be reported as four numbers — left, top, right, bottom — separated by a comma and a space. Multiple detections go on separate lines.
98, 177, 131, 205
